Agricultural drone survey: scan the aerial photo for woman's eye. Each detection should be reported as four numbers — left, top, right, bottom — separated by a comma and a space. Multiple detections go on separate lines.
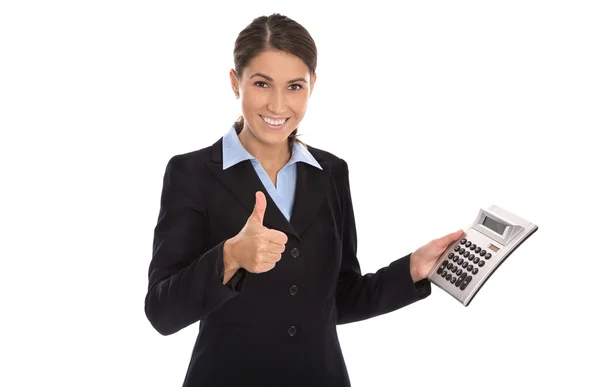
253, 82, 302, 90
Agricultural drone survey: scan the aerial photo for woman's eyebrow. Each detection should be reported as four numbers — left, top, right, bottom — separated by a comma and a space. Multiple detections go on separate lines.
250, 73, 308, 84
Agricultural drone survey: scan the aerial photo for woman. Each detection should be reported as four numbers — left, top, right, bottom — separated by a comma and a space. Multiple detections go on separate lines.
145, 13, 463, 386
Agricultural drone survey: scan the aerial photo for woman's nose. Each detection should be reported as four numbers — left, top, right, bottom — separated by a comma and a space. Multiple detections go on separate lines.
267, 91, 286, 115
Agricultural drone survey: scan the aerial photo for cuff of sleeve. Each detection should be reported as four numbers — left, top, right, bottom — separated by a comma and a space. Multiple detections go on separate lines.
407, 253, 431, 299
187, 240, 246, 317
390, 254, 432, 301
215, 242, 248, 292
413, 277, 431, 298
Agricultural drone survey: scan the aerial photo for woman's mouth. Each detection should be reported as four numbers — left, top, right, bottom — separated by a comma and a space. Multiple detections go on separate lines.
260, 115, 289, 130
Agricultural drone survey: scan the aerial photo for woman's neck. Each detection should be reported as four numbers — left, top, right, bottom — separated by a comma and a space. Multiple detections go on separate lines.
238, 127, 291, 171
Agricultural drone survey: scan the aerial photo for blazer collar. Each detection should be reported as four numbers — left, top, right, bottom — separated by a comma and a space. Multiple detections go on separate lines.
222, 125, 322, 171
206, 137, 330, 242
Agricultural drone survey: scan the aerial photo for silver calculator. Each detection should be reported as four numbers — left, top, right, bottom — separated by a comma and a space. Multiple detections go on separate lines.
427, 205, 538, 306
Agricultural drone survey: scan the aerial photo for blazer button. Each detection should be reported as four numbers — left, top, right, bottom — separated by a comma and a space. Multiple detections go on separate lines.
290, 248, 300, 259
289, 285, 298, 295
288, 325, 297, 336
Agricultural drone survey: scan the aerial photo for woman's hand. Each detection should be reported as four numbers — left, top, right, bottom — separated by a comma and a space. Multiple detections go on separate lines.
409, 229, 465, 282
223, 191, 288, 275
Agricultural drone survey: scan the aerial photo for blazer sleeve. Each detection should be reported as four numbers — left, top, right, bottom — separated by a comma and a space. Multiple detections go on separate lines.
335, 159, 431, 325
144, 155, 246, 336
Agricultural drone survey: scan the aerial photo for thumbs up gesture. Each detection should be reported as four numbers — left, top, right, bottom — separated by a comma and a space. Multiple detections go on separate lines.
224, 191, 289, 274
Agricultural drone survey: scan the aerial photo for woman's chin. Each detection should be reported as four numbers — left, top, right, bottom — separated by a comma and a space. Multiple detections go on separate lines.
253, 124, 292, 144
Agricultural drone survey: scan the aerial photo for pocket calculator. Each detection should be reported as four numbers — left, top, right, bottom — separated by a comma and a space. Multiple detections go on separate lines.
427, 205, 538, 306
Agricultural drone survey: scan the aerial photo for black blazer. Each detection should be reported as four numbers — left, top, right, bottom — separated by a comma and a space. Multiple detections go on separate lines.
145, 135, 431, 386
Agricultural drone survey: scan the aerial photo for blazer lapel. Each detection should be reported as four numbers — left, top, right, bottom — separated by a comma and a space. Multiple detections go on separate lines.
206, 138, 298, 239
206, 138, 330, 242
289, 157, 330, 238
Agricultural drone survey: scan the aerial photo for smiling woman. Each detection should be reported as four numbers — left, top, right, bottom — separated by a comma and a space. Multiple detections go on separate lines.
231, 49, 314, 149
145, 12, 463, 387
229, 15, 317, 159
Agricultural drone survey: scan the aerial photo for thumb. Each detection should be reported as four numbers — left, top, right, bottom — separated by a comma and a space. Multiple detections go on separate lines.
249, 191, 267, 225
444, 229, 465, 244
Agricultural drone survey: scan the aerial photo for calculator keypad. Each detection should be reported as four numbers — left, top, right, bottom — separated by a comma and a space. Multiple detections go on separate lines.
435, 238, 495, 291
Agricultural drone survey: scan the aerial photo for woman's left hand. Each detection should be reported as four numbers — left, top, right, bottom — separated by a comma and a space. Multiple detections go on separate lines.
410, 229, 465, 282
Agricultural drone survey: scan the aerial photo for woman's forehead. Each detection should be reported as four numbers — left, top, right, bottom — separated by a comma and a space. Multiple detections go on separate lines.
243, 50, 310, 81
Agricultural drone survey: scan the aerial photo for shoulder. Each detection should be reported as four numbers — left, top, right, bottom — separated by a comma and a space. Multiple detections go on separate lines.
164, 144, 214, 175
305, 144, 349, 172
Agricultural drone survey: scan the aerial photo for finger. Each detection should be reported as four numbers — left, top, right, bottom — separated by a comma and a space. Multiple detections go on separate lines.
439, 229, 464, 246
250, 261, 276, 273
265, 229, 288, 245
262, 252, 282, 263
249, 191, 267, 225
268, 242, 286, 254
256, 262, 276, 273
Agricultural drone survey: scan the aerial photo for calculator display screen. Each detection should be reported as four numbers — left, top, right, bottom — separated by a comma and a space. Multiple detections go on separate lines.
482, 216, 507, 235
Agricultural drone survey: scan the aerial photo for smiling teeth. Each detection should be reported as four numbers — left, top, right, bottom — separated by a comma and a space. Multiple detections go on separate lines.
262, 116, 286, 126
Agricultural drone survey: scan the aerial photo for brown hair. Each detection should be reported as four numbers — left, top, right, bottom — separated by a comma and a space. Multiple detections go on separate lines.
232, 13, 317, 152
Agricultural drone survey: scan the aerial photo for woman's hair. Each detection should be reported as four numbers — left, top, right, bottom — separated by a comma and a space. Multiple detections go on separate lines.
232, 13, 317, 152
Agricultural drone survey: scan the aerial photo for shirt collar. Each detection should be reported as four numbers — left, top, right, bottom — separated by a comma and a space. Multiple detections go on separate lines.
222, 125, 322, 171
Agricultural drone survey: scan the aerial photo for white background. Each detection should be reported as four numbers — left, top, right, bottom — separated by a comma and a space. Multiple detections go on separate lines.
1, 1, 599, 386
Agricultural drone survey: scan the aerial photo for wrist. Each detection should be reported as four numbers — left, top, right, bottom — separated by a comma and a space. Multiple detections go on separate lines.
223, 238, 241, 273
409, 254, 425, 283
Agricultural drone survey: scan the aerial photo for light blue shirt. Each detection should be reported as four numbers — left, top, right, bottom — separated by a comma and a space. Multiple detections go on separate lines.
222, 125, 322, 221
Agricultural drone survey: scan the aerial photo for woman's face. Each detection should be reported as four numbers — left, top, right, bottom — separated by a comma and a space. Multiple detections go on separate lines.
230, 49, 316, 149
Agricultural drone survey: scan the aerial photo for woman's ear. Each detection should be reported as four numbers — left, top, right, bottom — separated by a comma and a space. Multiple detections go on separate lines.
229, 69, 239, 98
309, 72, 317, 97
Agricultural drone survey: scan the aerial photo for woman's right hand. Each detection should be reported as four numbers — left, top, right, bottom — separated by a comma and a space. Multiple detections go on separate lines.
223, 191, 288, 274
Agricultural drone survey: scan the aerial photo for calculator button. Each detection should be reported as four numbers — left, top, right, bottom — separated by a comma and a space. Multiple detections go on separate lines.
467, 264, 473, 271
473, 257, 480, 264
456, 269, 463, 276
468, 254, 475, 261
437, 266, 444, 275
472, 268, 479, 275
459, 248, 465, 254
450, 277, 457, 284
485, 253, 492, 259
460, 239, 466, 245
478, 260, 485, 267
480, 250, 487, 257
454, 246, 461, 252
462, 262, 469, 269
460, 276, 473, 290
451, 266, 458, 273
453, 255, 459, 262
465, 241, 471, 248
475, 247, 481, 253
463, 251, 470, 258
448, 253, 455, 259
456, 273, 467, 287
445, 274, 452, 281
442, 260, 449, 268
441, 270, 447, 277
458, 258, 464, 265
